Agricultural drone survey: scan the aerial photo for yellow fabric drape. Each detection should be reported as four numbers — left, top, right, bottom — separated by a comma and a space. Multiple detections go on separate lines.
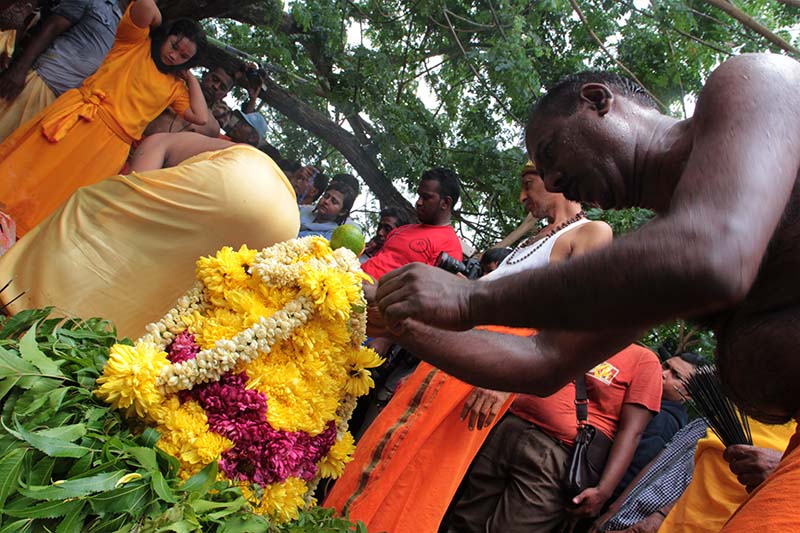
0, 69, 56, 143
658, 419, 796, 533
0, 145, 299, 339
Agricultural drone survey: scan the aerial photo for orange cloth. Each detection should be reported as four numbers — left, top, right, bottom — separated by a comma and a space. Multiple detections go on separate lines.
0, 4, 190, 236
510, 344, 663, 445
324, 325, 532, 533
720, 424, 800, 531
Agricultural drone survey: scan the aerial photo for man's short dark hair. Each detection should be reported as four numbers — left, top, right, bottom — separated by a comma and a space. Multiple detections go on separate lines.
678, 351, 708, 368
421, 167, 460, 208
531, 71, 657, 121
480, 247, 513, 270
380, 206, 411, 228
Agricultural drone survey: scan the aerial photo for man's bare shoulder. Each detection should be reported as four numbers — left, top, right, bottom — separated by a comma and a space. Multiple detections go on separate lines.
576, 219, 612, 242
695, 54, 800, 123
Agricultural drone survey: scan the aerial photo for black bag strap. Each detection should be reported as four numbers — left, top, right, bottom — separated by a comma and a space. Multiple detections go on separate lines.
575, 375, 589, 425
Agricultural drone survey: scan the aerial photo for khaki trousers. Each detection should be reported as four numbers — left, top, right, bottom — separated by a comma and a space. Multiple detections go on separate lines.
444, 413, 572, 533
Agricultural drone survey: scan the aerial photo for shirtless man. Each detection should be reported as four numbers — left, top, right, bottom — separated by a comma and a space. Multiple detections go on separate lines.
373, 54, 800, 528
129, 131, 235, 171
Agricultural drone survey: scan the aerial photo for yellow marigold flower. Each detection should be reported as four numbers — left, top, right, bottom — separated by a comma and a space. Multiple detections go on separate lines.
94, 343, 168, 420
317, 432, 355, 479
196, 245, 257, 305
242, 478, 308, 523
344, 346, 384, 397
298, 269, 352, 321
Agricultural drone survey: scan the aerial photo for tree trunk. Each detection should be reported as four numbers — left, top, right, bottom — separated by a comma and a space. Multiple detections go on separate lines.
205, 46, 414, 215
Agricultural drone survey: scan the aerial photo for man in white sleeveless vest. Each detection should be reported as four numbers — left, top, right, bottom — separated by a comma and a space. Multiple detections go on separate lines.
442, 162, 662, 532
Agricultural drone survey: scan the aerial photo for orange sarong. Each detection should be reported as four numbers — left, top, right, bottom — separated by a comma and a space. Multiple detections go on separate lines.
721, 425, 800, 531
0, 4, 189, 236
324, 326, 533, 533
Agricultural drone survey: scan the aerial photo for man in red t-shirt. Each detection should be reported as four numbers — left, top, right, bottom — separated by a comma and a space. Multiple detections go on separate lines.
444, 344, 662, 532
362, 167, 463, 281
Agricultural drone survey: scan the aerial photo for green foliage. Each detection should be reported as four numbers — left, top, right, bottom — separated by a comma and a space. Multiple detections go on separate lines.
0, 309, 367, 532
207, 0, 797, 248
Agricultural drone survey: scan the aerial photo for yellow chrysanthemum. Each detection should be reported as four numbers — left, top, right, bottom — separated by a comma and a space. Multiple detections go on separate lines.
94, 343, 168, 420
298, 269, 353, 321
196, 245, 258, 305
317, 432, 355, 479
344, 346, 384, 397
242, 478, 308, 523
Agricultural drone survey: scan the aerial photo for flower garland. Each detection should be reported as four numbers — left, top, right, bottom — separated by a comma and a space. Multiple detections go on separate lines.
95, 237, 383, 523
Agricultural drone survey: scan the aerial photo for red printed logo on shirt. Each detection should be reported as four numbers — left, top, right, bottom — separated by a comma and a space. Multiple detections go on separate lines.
588, 362, 619, 385
409, 239, 430, 253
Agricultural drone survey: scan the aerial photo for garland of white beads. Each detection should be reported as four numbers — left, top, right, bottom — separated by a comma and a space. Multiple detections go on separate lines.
156, 296, 314, 393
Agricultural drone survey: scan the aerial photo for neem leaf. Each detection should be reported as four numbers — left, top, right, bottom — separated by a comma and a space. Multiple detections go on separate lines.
217, 515, 270, 533
127, 447, 158, 472
55, 500, 87, 533
138, 427, 160, 448
19, 326, 62, 377
0, 518, 34, 533
0, 447, 26, 510
6, 417, 89, 459
180, 461, 218, 498
27, 456, 56, 486
0, 346, 36, 378
36, 424, 86, 443
19, 471, 127, 500
151, 471, 176, 504
3, 498, 83, 519
88, 483, 149, 515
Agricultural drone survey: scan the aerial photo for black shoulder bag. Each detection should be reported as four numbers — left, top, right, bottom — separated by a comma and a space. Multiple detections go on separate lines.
566, 375, 614, 498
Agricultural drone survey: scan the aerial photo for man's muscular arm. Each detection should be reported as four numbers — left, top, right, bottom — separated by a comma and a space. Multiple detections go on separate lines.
391, 320, 640, 394
378, 55, 800, 333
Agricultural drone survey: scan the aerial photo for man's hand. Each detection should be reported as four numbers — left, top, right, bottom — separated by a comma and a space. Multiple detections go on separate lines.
569, 486, 611, 518
376, 263, 476, 330
723, 445, 782, 492
460, 388, 511, 431
0, 64, 25, 100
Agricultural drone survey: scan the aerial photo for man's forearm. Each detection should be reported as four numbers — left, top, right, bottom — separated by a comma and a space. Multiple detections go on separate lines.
469, 218, 739, 331
394, 321, 637, 394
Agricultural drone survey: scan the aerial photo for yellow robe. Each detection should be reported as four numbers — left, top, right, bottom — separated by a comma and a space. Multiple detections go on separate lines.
0, 4, 190, 236
0, 145, 299, 340
658, 419, 796, 533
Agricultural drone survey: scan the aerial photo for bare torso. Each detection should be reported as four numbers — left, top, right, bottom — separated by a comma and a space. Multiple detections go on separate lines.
703, 175, 800, 423
142, 108, 220, 138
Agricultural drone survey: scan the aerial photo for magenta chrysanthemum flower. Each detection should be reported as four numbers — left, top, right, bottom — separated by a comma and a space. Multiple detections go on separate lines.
191, 372, 338, 484
167, 329, 200, 363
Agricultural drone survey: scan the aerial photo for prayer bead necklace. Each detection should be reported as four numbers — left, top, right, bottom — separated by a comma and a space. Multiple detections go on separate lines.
505, 211, 586, 266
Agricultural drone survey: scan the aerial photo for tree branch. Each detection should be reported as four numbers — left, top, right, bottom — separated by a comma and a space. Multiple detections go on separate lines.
701, 0, 800, 57
568, 0, 667, 110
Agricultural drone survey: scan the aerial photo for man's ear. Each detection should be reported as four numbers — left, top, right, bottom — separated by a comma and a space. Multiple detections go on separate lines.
440, 196, 453, 211
580, 83, 613, 116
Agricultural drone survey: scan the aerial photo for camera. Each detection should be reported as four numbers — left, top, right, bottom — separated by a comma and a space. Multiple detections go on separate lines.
435, 252, 482, 280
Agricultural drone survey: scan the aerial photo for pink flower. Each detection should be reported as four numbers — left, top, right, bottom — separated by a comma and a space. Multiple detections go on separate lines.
167, 330, 200, 363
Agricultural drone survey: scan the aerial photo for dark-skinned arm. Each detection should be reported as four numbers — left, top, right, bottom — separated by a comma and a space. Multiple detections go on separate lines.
391, 319, 640, 394
0, 14, 73, 100
571, 404, 654, 517
377, 55, 800, 333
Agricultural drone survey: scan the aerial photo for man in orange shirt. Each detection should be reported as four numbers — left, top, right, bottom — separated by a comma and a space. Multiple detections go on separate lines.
443, 345, 661, 532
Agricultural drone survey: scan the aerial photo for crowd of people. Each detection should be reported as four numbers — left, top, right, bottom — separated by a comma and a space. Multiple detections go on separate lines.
1, 1, 799, 531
